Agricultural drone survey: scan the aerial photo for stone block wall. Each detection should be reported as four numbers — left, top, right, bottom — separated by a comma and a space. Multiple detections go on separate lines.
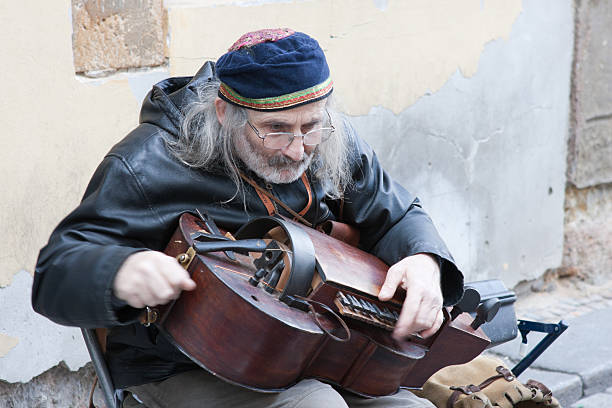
72, 0, 167, 76
563, 184, 612, 283
0, 363, 95, 408
564, 0, 612, 282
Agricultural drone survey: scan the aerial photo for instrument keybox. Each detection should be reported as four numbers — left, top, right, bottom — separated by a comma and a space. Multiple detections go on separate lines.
334, 291, 400, 331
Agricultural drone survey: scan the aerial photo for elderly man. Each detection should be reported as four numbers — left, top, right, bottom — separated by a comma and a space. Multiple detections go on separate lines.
33, 29, 463, 408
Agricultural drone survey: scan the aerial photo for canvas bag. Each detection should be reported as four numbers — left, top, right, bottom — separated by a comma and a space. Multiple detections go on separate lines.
412, 355, 561, 408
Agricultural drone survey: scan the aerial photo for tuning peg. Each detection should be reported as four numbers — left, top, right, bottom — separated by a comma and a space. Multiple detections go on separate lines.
263, 260, 285, 293
450, 287, 481, 321
471, 298, 501, 330
248, 268, 267, 287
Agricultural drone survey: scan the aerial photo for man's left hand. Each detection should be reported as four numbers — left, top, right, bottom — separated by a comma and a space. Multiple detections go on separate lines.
378, 253, 443, 341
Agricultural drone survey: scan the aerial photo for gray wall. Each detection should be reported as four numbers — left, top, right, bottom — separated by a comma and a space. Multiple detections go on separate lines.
352, 0, 574, 287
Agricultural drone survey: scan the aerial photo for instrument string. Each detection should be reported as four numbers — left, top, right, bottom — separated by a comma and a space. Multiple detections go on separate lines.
213, 264, 280, 293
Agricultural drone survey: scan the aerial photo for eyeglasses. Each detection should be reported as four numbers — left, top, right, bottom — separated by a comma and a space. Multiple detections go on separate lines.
246, 112, 335, 150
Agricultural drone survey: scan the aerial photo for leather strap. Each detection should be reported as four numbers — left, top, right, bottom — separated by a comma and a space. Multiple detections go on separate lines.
253, 188, 276, 216
298, 173, 313, 217
239, 171, 313, 227
526, 379, 551, 397
447, 366, 515, 408
88, 375, 98, 408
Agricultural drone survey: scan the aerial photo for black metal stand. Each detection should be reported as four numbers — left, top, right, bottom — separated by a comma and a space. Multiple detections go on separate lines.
512, 320, 569, 377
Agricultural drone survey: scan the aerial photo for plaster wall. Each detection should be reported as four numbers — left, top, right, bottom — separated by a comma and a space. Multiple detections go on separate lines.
351, 0, 573, 284
166, 0, 571, 285
166, 0, 522, 115
0, 0, 573, 391
0, 0, 169, 382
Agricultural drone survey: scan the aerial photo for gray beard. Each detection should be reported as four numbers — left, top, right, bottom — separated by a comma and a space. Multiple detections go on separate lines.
233, 135, 314, 184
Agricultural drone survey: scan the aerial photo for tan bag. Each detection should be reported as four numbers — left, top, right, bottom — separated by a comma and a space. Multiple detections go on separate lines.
412, 355, 561, 408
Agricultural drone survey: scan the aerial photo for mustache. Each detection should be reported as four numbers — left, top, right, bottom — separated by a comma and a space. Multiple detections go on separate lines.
268, 152, 312, 168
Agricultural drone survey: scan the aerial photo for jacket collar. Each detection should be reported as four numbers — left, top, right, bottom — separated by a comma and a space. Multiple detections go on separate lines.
139, 61, 217, 137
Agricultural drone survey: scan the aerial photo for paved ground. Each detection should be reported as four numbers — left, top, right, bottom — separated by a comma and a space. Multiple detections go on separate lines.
486, 279, 612, 407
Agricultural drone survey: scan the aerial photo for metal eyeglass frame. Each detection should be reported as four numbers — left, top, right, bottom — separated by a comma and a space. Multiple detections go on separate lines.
246, 110, 335, 149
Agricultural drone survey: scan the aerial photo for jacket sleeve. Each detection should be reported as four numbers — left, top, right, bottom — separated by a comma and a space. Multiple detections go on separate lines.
32, 154, 170, 328
340, 130, 464, 306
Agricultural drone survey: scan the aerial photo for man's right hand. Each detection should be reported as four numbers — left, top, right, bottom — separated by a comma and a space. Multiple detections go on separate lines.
113, 251, 197, 309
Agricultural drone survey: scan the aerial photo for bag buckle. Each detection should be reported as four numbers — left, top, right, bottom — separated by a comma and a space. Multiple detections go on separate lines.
450, 384, 481, 395
496, 365, 515, 381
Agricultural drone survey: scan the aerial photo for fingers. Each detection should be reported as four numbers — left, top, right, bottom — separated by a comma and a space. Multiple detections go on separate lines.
113, 251, 196, 309
419, 308, 444, 338
378, 264, 403, 301
156, 254, 196, 294
393, 305, 443, 340
392, 284, 442, 340
385, 253, 444, 340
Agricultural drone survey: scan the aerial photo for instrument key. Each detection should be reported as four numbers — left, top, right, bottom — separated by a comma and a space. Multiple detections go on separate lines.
347, 294, 364, 312
338, 292, 352, 308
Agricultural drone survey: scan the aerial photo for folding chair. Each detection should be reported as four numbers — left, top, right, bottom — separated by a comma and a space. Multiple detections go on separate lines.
81, 328, 122, 408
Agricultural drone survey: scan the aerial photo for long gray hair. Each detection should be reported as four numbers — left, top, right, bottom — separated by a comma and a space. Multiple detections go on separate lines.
166, 77, 354, 200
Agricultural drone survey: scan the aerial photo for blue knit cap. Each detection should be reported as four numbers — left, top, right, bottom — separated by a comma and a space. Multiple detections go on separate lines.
216, 28, 333, 111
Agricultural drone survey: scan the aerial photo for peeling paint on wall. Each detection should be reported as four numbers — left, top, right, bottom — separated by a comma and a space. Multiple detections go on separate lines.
166, 0, 522, 115
349, 0, 572, 285
0, 0, 175, 383
0, 270, 89, 383
0, 334, 19, 357
0, 1, 166, 288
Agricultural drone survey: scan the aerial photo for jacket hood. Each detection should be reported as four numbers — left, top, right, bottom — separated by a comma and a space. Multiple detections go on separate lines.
139, 61, 216, 137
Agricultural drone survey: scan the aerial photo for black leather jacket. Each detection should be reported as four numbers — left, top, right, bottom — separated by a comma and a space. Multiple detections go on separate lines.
32, 62, 463, 388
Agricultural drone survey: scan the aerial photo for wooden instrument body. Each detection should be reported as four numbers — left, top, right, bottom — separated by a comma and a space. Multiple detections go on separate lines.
157, 213, 489, 396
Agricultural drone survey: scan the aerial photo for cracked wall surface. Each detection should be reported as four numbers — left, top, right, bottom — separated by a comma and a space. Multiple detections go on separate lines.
0, 334, 18, 358
0, 0, 169, 388
165, 0, 571, 286
351, 0, 572, 285
0, 362, 96, 407
0, 1, 170, 289
1, 0, 575, 401
569, 0, 612, 188
563, 0, 612, 283
563, 184, 612, 282
166, 0, 522, 115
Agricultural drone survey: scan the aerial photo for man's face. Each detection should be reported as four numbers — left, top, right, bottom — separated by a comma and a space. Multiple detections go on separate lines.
233, 99, 327, 184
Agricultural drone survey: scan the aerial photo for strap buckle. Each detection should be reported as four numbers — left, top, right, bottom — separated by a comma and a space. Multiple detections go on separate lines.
449, 384, 481, 395
139, 306, 159, 327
